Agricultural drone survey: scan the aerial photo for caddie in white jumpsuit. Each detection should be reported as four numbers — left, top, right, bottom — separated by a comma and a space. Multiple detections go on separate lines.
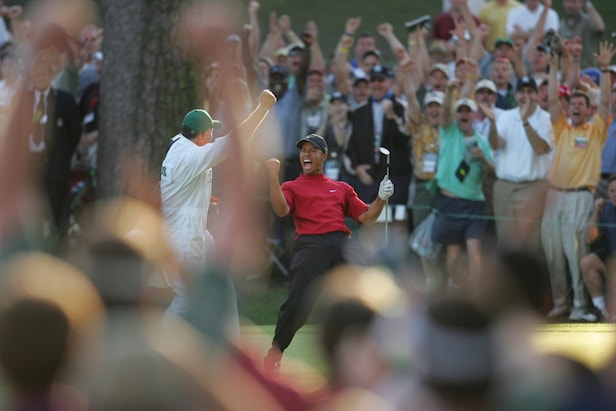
160, 90, 277, 340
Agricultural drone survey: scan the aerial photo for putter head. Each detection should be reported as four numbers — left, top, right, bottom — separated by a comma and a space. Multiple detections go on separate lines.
378, 147, 390, 157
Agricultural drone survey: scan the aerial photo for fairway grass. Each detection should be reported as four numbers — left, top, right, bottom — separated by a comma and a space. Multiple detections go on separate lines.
240, 324, 328, 392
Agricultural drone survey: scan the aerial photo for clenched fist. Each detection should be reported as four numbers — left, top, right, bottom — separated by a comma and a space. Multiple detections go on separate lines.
259, 89, 277, 109
266, 158, 281, 176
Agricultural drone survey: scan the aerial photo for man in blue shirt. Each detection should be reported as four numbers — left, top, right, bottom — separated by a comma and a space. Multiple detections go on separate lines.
596, 88, 616, 198
581, 175, 616, 320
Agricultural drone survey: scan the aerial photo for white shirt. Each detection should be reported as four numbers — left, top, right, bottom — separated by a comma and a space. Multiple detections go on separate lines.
494, 106, 554, 182
506, 4, 559, 37
160, 133, 229, 266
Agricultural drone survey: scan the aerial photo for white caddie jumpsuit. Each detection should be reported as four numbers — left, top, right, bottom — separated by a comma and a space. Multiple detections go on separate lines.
160, 133, 239, 337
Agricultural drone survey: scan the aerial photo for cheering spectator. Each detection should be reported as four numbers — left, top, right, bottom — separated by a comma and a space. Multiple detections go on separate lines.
478, 0, 522, 52
489, 76, 553, 253
506, 0, 559, 41
581, 177, 616, 320
541, 42, 614, 321
558, 0, 604, 69
431, 80, 494, 289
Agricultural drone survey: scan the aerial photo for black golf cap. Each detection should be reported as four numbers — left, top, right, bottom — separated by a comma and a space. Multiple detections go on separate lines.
296, 134, 328, 154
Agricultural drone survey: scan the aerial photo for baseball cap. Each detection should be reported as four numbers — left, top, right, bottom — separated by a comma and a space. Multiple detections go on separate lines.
296, 134, 328, 153
275, 47, 288, 57
362, 49, 382, 60
516, 76, 537, 92
287, 42, 304, 56
329, 91, 348, 104
424, 91, 444, 106
269, 64, 289, 76
429, 63, 450, 78
537, 43, 548, 53
558, 84, 572, 98
428, 44, 449, 55
353, 74, 369, 86
494, 37, 514, 49
475, 79, 497, 94
608, 65, 616, 74
580, 67, 601, 85
455, 97, 478, 112
370, 65, 393, 80
181, 109, 221, 135
534, 73, 549, 87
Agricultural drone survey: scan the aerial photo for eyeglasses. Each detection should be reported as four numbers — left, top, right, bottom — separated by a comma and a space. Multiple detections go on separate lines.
476, 89, 495, 95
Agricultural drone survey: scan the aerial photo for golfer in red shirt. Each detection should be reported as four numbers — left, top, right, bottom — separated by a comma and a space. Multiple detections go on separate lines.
263, 133, 394, 373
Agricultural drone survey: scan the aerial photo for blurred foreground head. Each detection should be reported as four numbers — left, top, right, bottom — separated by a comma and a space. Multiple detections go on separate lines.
0, 298, 70, 393
416, 297, 495, 406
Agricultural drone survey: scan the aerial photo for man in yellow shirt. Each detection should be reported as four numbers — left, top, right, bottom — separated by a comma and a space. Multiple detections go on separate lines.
541, 41, 615, 322
479, 0, 522, 51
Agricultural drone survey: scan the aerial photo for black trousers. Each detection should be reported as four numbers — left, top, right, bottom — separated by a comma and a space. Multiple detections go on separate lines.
45, 178, 71, 236
272, 232, 353, 351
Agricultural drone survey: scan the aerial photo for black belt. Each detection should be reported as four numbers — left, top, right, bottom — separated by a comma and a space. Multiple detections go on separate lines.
601, 173, 614, 179
550, 185, 591, 193
499, 178, 543, 184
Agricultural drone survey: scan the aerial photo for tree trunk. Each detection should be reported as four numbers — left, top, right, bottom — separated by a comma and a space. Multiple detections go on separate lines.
98, 0, 199, 198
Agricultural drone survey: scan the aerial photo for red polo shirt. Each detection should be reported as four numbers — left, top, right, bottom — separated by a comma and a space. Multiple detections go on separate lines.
281, 174, 369, 237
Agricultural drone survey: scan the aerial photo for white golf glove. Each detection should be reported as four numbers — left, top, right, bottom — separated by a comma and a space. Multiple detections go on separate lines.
378, 176, 394, 200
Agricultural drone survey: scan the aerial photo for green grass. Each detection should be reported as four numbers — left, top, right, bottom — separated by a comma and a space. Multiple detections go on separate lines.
237, 280, 329, 390
237, 281, 288, 324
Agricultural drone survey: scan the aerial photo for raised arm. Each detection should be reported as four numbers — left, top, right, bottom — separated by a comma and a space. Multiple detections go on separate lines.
524, 0, 551, 65
265, 158, 290, 217
333, 18, 361, 96
564, 38, 582, 89
295, 35, 312, 95
278, 14, 301, 45
441, 80, 459, 128
547, 51, 563, 122
459, 0, 479, 39
258, 11, 285, 60
407, 27, 428, 87
460, 58, 479, 98
469, 23, 490, 63
399, 56, 422, 125
247, 1, 261, 59
585, 1, 605, 34
378, 23, 408, 59
305, 21, 325, 69
594, 41, 616, 123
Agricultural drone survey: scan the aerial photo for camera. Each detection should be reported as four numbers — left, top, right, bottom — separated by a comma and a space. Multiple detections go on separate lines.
544, 29, 563, 55
405, 15, 431, 33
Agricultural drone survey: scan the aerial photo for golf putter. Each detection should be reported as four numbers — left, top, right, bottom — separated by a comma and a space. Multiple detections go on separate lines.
379, 147, 391, 244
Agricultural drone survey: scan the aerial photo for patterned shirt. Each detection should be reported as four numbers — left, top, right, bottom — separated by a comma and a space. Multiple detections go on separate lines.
409, 115, 440, 181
